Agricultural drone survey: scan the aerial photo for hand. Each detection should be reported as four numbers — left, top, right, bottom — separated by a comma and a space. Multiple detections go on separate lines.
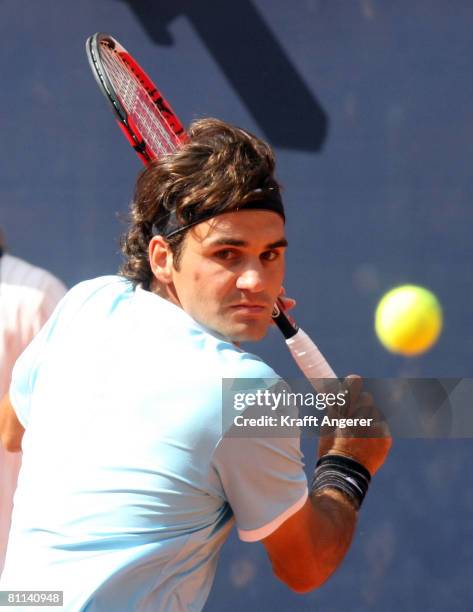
317, 375, 392, 477
271, 287, 296, 325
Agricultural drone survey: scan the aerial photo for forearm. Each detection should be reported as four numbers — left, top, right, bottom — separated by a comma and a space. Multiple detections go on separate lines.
305, 488, 357, 588
267, 488, 357, 594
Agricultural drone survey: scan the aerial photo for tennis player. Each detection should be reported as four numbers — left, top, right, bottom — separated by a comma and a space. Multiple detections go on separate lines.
0, 119, 390, 610
0, 235, 66, 575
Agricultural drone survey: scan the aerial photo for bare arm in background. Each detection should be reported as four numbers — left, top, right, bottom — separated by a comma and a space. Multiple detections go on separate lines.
0, 394, 24, 452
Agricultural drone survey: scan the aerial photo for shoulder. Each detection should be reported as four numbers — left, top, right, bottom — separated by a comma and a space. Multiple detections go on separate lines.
63, 275, 130, 303
219, 344, 279, 381
131, 288, 280, 380
45, 275, 133, 326
181, 322, 280, 382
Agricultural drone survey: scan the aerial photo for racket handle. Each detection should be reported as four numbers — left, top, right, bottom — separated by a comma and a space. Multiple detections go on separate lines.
286, 328, 336, 378
272, 300, 337, 392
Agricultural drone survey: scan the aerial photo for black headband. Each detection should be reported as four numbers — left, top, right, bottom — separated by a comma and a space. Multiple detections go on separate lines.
152, 188, 285, 239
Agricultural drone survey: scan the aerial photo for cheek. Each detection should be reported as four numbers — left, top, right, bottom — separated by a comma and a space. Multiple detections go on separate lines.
197, 265, 235, 292
187, 270, 223, 309
268, 263, 285, 289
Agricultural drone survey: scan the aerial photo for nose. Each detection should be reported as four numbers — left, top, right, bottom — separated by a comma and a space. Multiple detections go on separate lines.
235, 263, 265, 293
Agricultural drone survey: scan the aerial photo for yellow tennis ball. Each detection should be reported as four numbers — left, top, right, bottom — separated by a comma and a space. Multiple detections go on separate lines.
375, 285, 443, 356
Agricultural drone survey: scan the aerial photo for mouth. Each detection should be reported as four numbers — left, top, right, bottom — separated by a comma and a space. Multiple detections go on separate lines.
229, 303, 269, 316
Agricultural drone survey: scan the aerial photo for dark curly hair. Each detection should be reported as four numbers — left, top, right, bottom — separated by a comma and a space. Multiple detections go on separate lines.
119, 117, 280, 289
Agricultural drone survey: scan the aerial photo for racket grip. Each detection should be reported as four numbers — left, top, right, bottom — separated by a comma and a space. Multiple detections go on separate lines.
286, 328, 337, 393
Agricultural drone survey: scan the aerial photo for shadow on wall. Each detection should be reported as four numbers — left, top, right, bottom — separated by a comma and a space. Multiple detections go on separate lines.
117, 0, 328, 152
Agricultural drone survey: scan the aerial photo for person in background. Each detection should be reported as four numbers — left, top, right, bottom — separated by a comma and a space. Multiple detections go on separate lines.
0, 229, 66, 574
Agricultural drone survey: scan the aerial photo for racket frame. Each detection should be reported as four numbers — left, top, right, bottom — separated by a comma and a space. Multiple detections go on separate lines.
85, 32, 186, 164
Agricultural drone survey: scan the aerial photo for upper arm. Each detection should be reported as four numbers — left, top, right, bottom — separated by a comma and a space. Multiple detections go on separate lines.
0, 393, 25, 452
215, 376, 309, 542
211, 432, 308, 542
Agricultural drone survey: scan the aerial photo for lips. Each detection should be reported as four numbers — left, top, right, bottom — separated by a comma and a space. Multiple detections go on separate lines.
229, 303, 268, 315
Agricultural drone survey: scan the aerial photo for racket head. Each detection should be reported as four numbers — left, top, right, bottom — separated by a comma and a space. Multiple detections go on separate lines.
86, 32, 187, 165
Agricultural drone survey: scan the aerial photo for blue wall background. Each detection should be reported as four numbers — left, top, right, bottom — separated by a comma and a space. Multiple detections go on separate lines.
1, 1, 472, 610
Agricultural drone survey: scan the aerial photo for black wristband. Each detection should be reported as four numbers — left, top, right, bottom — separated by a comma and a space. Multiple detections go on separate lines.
311, 454, 371, 510
316, 454, 372, 482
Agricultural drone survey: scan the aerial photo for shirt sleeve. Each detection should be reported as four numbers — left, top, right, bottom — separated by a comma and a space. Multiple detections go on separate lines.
210, 379, 308, 542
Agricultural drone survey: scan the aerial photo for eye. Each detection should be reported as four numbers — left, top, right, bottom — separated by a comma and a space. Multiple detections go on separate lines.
214, 249, 239, 261
261, 250, 280, 262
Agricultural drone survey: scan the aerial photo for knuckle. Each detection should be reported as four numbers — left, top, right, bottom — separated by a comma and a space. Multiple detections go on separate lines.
359, 391, 374, 405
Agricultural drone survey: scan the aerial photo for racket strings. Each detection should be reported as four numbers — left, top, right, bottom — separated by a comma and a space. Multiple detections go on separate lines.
101, 43, 180, 157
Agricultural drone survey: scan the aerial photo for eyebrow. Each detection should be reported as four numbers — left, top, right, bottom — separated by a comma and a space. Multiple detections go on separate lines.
208, 237, 289, 249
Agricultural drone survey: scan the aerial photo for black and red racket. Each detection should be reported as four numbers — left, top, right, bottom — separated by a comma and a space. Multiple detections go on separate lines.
86, 33, 187, 164
86, 32, 336, 384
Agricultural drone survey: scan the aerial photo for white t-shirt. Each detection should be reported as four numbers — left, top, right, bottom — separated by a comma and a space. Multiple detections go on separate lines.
0, 253, 66, 574
1, 276, 307, 611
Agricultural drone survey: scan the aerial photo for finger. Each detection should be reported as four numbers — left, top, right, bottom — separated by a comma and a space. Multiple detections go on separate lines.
279, 296, 296, 310
344, 375, 363, 408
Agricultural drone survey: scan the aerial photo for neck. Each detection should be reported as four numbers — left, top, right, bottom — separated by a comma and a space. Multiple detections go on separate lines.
149, 278, 181, 308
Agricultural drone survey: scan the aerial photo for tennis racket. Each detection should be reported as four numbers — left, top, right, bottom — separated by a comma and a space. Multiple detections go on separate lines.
86, 33, 187, 164
85, 32, 337, 387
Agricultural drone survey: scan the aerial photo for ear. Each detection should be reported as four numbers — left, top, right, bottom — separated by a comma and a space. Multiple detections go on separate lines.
149, 235, 174, 284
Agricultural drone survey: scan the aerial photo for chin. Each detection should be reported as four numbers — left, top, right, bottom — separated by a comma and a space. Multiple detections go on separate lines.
202, 312, 271, 343
227, 323, 269, 343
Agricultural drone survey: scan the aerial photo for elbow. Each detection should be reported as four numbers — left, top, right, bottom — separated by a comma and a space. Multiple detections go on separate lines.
286, 579, 324, 595
273, 562, 334, 594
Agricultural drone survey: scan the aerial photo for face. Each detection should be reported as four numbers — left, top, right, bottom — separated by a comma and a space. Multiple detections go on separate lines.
150, 210, 287, 342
